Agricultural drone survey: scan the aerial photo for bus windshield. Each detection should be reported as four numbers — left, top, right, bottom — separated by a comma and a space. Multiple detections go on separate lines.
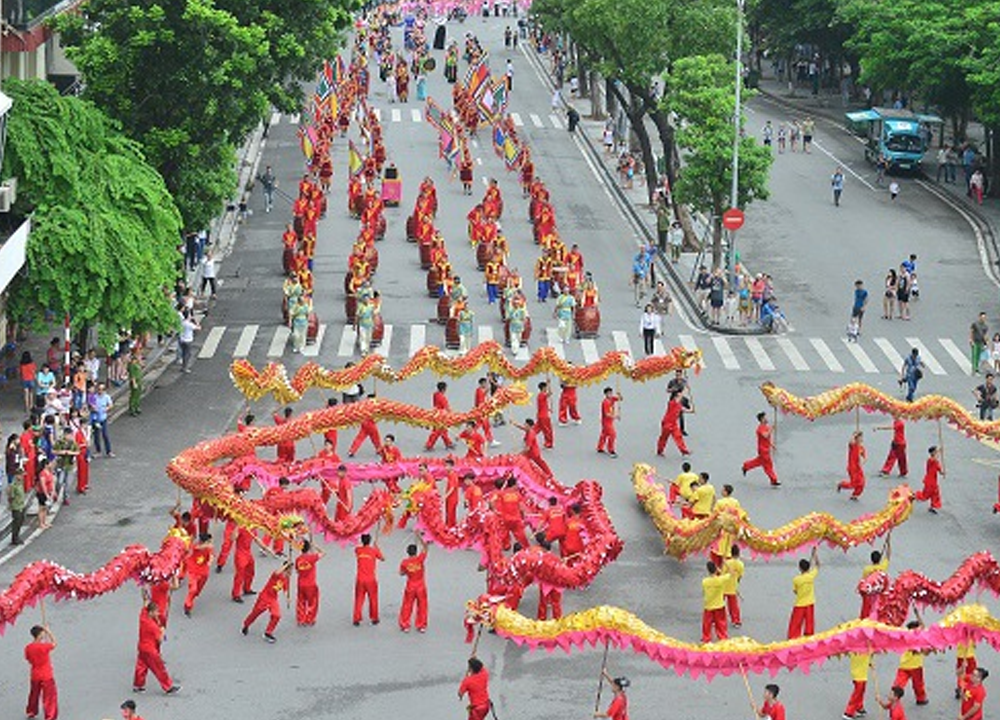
885, 133, 922, 154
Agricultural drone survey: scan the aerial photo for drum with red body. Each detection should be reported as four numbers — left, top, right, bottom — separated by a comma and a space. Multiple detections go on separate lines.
551, 266, 568, 293
419, 240, 433, 269
282, 296, 290, 325
282, 248, 294, 275
476, 240, 494, 270
427, 267, 441, 296
436, 295, 450, 324
406, 214, 417, 242
445, 317, 460, 348
307, 312, 319, 344
345, 295, 358, 324
503, 316, 532, 346
574, 305, 601, 338
371, 315, 385, 347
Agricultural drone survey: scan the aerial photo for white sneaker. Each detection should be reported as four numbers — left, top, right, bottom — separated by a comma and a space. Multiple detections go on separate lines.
490, 440, 501, 447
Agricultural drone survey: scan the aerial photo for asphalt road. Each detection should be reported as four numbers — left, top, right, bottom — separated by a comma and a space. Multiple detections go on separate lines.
1, 15, 998, 720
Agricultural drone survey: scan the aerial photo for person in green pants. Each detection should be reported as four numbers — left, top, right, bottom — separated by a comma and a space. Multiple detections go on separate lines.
971, 312, 989, 375
127, 352, 143, 416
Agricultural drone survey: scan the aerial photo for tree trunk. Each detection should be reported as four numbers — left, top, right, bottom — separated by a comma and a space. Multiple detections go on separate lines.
711, 203, 724, 271
609, 82, 657, 207
577, 53, 588, 99
589, 71, 602, 119
989, 125, 999, 199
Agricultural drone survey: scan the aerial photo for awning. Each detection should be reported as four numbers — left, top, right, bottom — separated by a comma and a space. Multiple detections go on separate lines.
845, 110, 881, 123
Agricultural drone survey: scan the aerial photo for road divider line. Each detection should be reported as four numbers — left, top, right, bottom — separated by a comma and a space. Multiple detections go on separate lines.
581, 338, 599, 364
410, 109, 421, 123
338, 326, 357, 357
289, 113, 300, 125
478, 326, 494, 344
409, 324, 426, 358
267, 326, 290, 357
612, 331, 632, 358
378, 324, 393, 355
233, 325, 258, 358
269, 112, 281, 126
812, 139, 876, 191
530, 113, 543, 127
652, 337, 666, 357
510, 112, 523, 126
549, 114, 562, 129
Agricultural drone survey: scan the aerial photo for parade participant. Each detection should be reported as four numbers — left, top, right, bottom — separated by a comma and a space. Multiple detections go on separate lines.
457, 302, 475, 355
295, 539, 325, 626
593, 672, 629, 720
723, 544, 744, 627
463, 473, 483, 513
536, 546, 563, 620
133, 602, 180, 693
380, 433, 402, 464
508, 294, 529, 356
443, 458, 462, 526
596, 387, 622, 458
399, 535, 430, 632
459, 146, 474, 195
458, 657, 491, 720
24, 624, 58, 720
670, 461, 699, 504
289, 294, 313, 354
562, 504, 585, 560
273, 407, 296, 463
742, 411, 779, 486
657, 390, 690, 456
956, 642, 977, 699
837, 431, 868, 499
348, 395, 383, 456
876, 686, 906, 720
231, 526, 257, 602
262, 478, 290, 555
120, 698, 145, 720
788, 547, 820, 639
494, 475, 530, 549
711, 484, 746, 563
354, 533, 384, 625
535, 253, 552, 303
755, 684, 786, 720
894, 617, 929, 705
701, 560, 730, 642
688, 473, 716, 519
356, 295, 375, 356
558, 381, 581, 425
877, 417, 908, 478
542, 496, 567, 543
915, 445, 944, 513
512, 418, 552, 477
334, 463, 353, 522
485, 255, 502, 304
536, 381, 554, 449
859, 537, 891, 619
459, 420, 486, 460
843, 651, 873, 719
215, 486, 245, 573
426, 382, 456, 450
242, 561, 292, 642
554, 287, 576, 342
519, 148, 535, 197
474, 377, 499, 447
666, 368, 691, 437
182, 532, 213, 617
146, 575, 176, 629
958, 667, 988, 720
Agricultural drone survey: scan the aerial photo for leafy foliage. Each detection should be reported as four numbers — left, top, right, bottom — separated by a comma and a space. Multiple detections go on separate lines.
2, 80, 183, 346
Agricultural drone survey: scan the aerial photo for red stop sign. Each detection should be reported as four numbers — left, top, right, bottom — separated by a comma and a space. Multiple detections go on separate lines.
722, 208, 745, 231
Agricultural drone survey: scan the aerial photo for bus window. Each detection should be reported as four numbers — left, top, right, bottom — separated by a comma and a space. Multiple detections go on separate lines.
885, 134, 922, 153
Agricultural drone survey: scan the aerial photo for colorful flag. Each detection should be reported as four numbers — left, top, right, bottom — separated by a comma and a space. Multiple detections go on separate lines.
316, 63, 332, 102
492, 122, 507, 159
348, 140, 364, 177
298, 125, 318, 161
425, 97, 445, 130
465, 56, 491, 102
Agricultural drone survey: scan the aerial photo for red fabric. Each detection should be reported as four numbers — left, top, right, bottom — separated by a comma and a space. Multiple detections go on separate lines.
844, 680, 867, 716
894, 667, 928, 703
74, 427, 89, 493
273, 413, 295, 463
881, 443, 908, 476
244, 595, 282, 635
295, 553, 320, 586
380, 443, 401, 463
787, 604, 815, 638
838, 467, 866, 498
464, 483, 483, 511
354, 578, 379, 623
606, 695, 628, 720
742, 454, 778, 483
356, 545, 383, 581
537, 587, 563, 620
536, 416, 554, 448
26, 678, 58, 720
725, 592, 741, 626
561, 519, 584, 557
183, 571, 209, 612
959, 676, 986, 720
24, 641, 55, 681
657, 406, 689, 455
349, 420, 382, 455
761, 700, 785, 720
459, 428, 485, 458
459, 667, 491, 716
444, 473, 461, 526
296, 583, 319, 625
544, 506, 567, 541
916, 457, 942, 509
756, 424, 772, 455
558, 387, 580, 423
701, 607, 728, 642
133, 647, 172, 692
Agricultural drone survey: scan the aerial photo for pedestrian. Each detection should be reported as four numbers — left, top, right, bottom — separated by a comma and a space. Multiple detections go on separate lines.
837, 430, 868, 499
426, 382, 456, 450
970, 169, 985, 205
755, 684, 786, 720
762, 120, 773, 148
558, 381, 581, 425
19, 351, 36, 415
505, 58, 513, 91
801, 116, 815, 152
177, 309, 200, 372
832, 166, 845, 206
742, 411, 779, 486
593, 672, 629, 720
971, 312, 989, 374
125, 352, 143, 416
35, 458, 54, 529
708, 269, 725, 325
259, 165, 276, 212
899, 348, 924, 402
787, 547, 820, 639
656, 390, 690, 456
353, 533, 384, 625
975, 373, 999, 420
882, 268, 897, 319
399, 536, 429, 632
631, 251, 648, 306
790, 120, 800, 152
877, 417, 908, 478
876, 154, 888, 184
182, 532, 213, 616
199, 250, 218, 298
894, 618, 929, 705
596, 387, 621, 458
640, 303, 661, 356
843, 651, 873, 719
24, 624, 58, 720
723, 544, 744, 627
8, 469, 26, 545
668, 220, 684, 263
958, 667, 988, 720
889, 179, 900, 201
241, 560, 291, 642
655, 199, 671, 252
133, 602, 180, 693
459, 657, 491, 720
535, 381, 554, 448
289, 294, 312, 354
295, 539, 325, 626
991, 333, 1000, 373
914, 445, 944, 514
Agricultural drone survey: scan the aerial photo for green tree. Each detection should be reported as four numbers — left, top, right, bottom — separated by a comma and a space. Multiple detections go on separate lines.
664, 54, 773, 269
1, 79, 183, 347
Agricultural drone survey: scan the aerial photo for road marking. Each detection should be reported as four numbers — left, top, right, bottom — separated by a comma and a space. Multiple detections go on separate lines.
377, 323, 393, 354
809, 338, 844, 372
549, 114, 562, 129
269, 112, 281, 126
938, 338, 971, 375
873, 337, 904, 371
267, 326, 290, 357
338, 326, 358, 356
476, 157, 483, 166
711, 337, 739, 370
842, 339, 879, 373
812, 139, 877, 191
679, 335, 704, 367
777, 337, 809, 371
198, 326, 225, 359
233, 325, 258, 358
289, 113, 301, 125
409, 324, 426, 357
612, 331, 632, 358
302, 324, 326, 357
478, 326, 494, 344
510, 112, 523, 126
581, 338, 599, 364
530, 113, 544, 127
391, 108, 401, 123
472, 138, 479, 149
744, 337, 775, 370
546, 327, 564, 359
411, 109, 422, 123
906, 337, 945, 375
515, 343, 530, 361
652, 337, 666, 357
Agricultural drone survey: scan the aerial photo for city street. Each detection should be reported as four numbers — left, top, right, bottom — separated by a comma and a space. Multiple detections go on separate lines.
1, 15, 999, 720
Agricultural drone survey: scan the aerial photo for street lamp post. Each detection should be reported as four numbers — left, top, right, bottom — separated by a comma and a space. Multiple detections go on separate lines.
729, 0, 744, 291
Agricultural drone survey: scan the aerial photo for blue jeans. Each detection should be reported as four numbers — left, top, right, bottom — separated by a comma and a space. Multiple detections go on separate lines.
537, 280, 550, 302
906, 376, 918, 402
92, 419, 112, 455
487, 284, 499, 304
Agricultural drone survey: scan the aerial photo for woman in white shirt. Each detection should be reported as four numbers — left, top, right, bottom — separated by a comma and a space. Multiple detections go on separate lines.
639, 303, 661, 356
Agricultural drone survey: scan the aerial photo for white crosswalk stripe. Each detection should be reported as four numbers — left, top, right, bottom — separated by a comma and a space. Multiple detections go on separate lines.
612, 331, 633, 359
711, 337, 739, 370
409, 324, 426, 358
302, 324, 326, 357
906, 337, 945, 375
338, 326, 357, 357
267, 326, 290, 357
546, 327, 565, 359
478, 325, 494, 344
530, 113, 544, 127
269, 111, 281, 126
581, 338, 600, 365
777, 337, 809, 371
549, 114, 562, 129
874, 337, 905, 371
652, 337, 667, 357
810, 338, 844, 373
842, 339, 879, 373
744, 337, 775, 370
233, 325, 259, 358
510, 112, 523, 126
198, 326, 225, 359
378, 324, 394, 355
391, 108, 401, 123
514, 343, 530, 361
938, 338, 972, 376
410, 109, 422, 123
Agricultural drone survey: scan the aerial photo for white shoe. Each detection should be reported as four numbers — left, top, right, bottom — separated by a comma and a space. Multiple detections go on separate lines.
573, 419, 583, 425
490, 440, 501, 447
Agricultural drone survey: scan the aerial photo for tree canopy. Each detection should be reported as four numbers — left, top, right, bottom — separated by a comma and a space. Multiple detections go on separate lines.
2, 79, 183, 347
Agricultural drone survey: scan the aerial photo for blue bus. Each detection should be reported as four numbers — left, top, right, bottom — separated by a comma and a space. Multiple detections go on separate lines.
845, 108, 943, 172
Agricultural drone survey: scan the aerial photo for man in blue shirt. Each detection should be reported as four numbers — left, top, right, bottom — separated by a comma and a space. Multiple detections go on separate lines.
831, 167, 845, 206
89, 383, 115, 457
852, 280, 869, 334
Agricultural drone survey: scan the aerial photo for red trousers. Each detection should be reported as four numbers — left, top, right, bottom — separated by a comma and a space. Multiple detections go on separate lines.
399, 584, 428, 630
216, 521, 236, 569
537, 588, 563, 620
468, 704, 490, 720
881, 443, 908, 476
445, 495, 459, 527
502, 516, 530, 549
725, 593, 741, 626
354, 579, 379, 623
844, 680, 867, 716
597, 421, 617, 453
743, 454, 778, 484
232, 554, 255, 598
243, 595, 282, 635
26, 678, 58, 720
76, 457, 89, 494
349, 425, 382, 455
425, 429, 453, 450
479, 418, 494, 443
657, 422, 689, 455
526, 450, 552, 478
133, 645, 173, 691
956, 657, 978, 688
893, 667, 927, 702
838, 469, 865, 498
297, 583, 319, 625
537, 416, 554, 447
277, 442, 295, 463
859, 594, 876, 620
701, 607, 728, 642
916, 481, 941, 509
558, 394, 580, 423
184, 571, 209, 612
787, 604, 815, 638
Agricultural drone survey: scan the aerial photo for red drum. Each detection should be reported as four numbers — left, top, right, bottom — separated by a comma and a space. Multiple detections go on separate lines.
552, 266, 568, 292
319, 195, 328, 217
282, 248, 294, 275
529, 198, 537, 224
427, 267, 441, 296
445, 317, 460, 349
503, 316, 532, 346
365, 246, 379, 273
574, 305, 601, 338
371, 315, 385, 346
436, 295, 450, 324
307, 312, 319, 344
344, 273, 353, 294
293, 216, 304, 237
345, 295, 357, 324
406, 214, 417, 242
476, 240, 494, 270
419, 241, 433, 270
459, 167, 473, 184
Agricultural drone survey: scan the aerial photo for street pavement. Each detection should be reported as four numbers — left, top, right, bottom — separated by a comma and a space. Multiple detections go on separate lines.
2, 16, 1000, 720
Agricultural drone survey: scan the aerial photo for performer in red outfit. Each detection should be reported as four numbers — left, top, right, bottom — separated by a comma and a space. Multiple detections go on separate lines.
837, 431, 867, 499
231, 527, 257, 602
494, 476, 530, 549
458, 657, 491, 720
512, 419, 552, 477
459, 420, 486, 459
182, 533, 213, 616
596, 387, 621, 457
915, 445, 944, 513
535, 381, 554, 448
398, 537, 430, 632
958, 668, 989, 720
426, 382, 456, 450
558, 381, 581, 425
295, 540, 325, 625
273, 407, 295, 463
656, 390, 690, 456
542, 497, 567, 543
348, 396, 383, 456
242, 561, 292, 642
379, 434, 402, 463
333, 464, 353, 522
594, 672, 630, 720
443, 458, 462, 527
133, 602, 179, 693
353, 533, 384, 625
24, 625, 58, 720
877, 417, 908, 478
474, 377, 496, 445
561, 504, 584, 559
756, 684, 786, 720
742, 411, 779, 485
463, 473, 483, 513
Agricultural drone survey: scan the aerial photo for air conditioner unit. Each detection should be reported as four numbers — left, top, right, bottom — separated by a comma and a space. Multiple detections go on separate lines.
4, 177, 16, 204
0, 186, 11, 213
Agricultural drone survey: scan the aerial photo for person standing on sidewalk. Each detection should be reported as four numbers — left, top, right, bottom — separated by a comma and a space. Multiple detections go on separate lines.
89, 382, 114, 457
178, 309, 200, 373
127, 352, 143, 416
832, 166, 845, 206
8, 469, 26, 545
971, 312, 989, 374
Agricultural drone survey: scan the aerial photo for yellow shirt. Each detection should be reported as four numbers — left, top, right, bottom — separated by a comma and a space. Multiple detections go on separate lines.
899, 650, 924, 670
714, 496, 745, 517
957, 641, 976, 659
675, 472, 699, 501
793, 567, 819, 607
691, 483, 716, 516
723, 558, 744, 595
849, 653, 872, 681
702, 573, 729, 610
861, 558, 889, 578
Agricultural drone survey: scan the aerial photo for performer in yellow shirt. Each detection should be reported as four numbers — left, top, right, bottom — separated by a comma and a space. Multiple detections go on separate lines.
859, 536, 890, 619
723, 545, 744, 628
788, 547, 820, 639
701, 561, 730, 643
711, 485, 747, 566
688, 474, 715, 519
670, 462, 699, 504
843, 651, 872, 719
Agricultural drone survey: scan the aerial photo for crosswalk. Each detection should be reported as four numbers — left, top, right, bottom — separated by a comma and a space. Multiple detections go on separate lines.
268, 111, 566, 131
192, 322, 981, 377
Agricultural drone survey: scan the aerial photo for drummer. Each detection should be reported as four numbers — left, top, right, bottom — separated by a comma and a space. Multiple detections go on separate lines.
493, 226, 509, 263
581, 272, 600, 307
485, 254, 503, 305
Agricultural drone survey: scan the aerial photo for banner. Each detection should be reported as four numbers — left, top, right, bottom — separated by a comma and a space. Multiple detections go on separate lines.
298, 125, 318, 161
348, 140, 364, 176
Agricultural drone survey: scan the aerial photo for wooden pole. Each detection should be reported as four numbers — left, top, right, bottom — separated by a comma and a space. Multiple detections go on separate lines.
772, 406, 778, 448
593, 638, 611, 714
739, 663, 757, 719
937, 418, 946, 474
39, 596, 48, 628
870, 650, 886, 720
470, 623, 484, 657
855, 406, 860, 433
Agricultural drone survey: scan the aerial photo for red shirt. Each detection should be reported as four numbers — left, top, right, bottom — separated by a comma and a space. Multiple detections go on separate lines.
887, 701, 905, 720
149, 581, 171, 619
563, 518, 584, 555
399, 552, 427, 588
924, 457, 941, 486
601, 396, 618, 422
295, 552, 321, 587
24, 641, 55, 681
445, 472, 461, 504
186, 545, 212, 576
380, 444, 401, 463
756, 424, 772, 455
544, 506, 567, 540
459, 667, 490, 708
138, 608, 163, 650
235, 527, 255, 558
260, 570, 288, 601
761, 700, 785, 720
324, 428, 338, 449
960, 679, 986, 720
460, 428, 485, 458
464, 483, 483, 510
355, 545, 383, 581
523, 427, 541, 456
19, 362, 36, 382
606, 695, 628, 720
537, 390, 551, 419
848, 442, 866, 472
498, 489, 521, 519
892, 419, 906, 445
475, 386, 489, 408
663, 398, 683, 426
433, 391, 450, 411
